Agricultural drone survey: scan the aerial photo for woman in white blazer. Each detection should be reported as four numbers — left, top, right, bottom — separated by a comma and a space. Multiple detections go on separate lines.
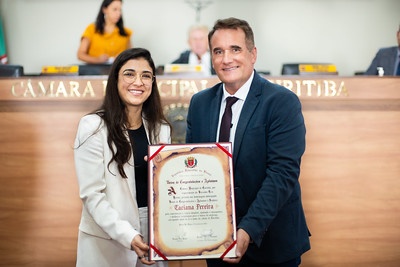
74, 48, 171, 267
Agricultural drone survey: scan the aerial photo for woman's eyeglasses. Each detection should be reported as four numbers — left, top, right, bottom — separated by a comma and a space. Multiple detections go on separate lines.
121, 70, 154, 84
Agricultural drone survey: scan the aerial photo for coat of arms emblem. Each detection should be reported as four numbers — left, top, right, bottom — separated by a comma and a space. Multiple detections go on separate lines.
184, 156, 197, 168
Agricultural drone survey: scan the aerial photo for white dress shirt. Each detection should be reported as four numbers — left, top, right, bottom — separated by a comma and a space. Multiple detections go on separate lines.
217, 71, 254, 149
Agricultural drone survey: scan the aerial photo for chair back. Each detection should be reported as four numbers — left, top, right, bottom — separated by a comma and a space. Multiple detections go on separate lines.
0, 64, 24, 77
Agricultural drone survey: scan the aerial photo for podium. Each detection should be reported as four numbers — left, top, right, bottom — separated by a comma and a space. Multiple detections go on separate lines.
0, 75, 399, 267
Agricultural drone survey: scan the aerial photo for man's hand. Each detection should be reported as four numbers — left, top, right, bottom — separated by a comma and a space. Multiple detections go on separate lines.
223, 228, 251, 264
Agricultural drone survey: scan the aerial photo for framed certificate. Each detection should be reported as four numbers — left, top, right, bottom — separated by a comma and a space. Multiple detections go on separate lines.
148, 143, 237, 261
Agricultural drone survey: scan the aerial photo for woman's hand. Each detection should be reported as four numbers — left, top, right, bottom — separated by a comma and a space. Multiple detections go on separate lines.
96, 54, 110, 64
131, 234, 155, 265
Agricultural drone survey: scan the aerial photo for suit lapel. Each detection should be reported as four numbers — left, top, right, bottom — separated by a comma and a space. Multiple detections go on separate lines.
388, 47, 397, 74
209, 85, 223, 142
233, 74, 262, 163
124, 163, 137, 202
123, 130, 137, 201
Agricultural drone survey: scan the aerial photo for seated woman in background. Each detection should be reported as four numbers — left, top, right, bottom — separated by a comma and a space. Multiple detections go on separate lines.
77, 0, 132, 64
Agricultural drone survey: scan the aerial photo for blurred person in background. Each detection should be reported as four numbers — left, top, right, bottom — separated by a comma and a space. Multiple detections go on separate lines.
171, 24, 215, 75
77, 0, 132, 64
365, 24, 400, 76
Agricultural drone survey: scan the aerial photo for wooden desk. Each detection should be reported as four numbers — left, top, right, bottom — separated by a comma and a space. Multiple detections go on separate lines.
0, 75, 399, 267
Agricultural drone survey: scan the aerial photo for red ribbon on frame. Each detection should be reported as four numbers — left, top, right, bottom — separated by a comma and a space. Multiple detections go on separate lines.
149, 243, 168, 260
216, 143, 233, 158
148, 145, 166, 161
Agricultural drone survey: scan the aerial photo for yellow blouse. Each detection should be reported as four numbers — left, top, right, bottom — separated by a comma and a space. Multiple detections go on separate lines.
82, 23, 132, 58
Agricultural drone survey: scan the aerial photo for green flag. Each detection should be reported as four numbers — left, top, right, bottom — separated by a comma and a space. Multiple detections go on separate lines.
0, 16, 7, 64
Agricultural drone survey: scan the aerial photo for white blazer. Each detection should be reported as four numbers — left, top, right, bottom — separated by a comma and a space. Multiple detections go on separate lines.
74, 114, 171, 266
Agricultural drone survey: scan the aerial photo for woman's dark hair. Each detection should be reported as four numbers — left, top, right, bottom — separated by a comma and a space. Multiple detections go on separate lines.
95, 47, 170, 178
95, 0, 128, 36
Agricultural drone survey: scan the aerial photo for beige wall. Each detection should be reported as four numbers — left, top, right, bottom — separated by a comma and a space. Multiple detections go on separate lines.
0, 0, 399, 75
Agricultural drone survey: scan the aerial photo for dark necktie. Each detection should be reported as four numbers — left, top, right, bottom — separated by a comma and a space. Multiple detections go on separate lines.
396, 56, 400, 76
219, 96, 239, 142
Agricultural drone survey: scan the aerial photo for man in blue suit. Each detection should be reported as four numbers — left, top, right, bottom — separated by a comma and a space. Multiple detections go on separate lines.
365, 25, 400, 76
186, 17, 311, 267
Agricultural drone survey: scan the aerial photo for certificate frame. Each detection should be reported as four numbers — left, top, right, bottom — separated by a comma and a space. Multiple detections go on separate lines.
148, 143, 237, 261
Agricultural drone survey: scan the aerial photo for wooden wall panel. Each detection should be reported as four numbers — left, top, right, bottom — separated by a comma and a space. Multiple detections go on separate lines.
0, 76, 399, 267
300, 109, 400, 267
0, 107, 88, 266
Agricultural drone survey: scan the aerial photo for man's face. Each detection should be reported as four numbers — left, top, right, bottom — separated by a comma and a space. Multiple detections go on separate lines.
210, 28, 257, 94
188, 29, 209, 57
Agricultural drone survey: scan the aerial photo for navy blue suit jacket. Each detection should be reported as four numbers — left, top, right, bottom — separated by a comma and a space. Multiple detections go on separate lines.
365, 46, 398, 76
186, 71, 311, 264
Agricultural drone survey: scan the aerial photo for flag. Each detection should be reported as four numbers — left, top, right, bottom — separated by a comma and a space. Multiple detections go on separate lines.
0, 15, 7, 64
